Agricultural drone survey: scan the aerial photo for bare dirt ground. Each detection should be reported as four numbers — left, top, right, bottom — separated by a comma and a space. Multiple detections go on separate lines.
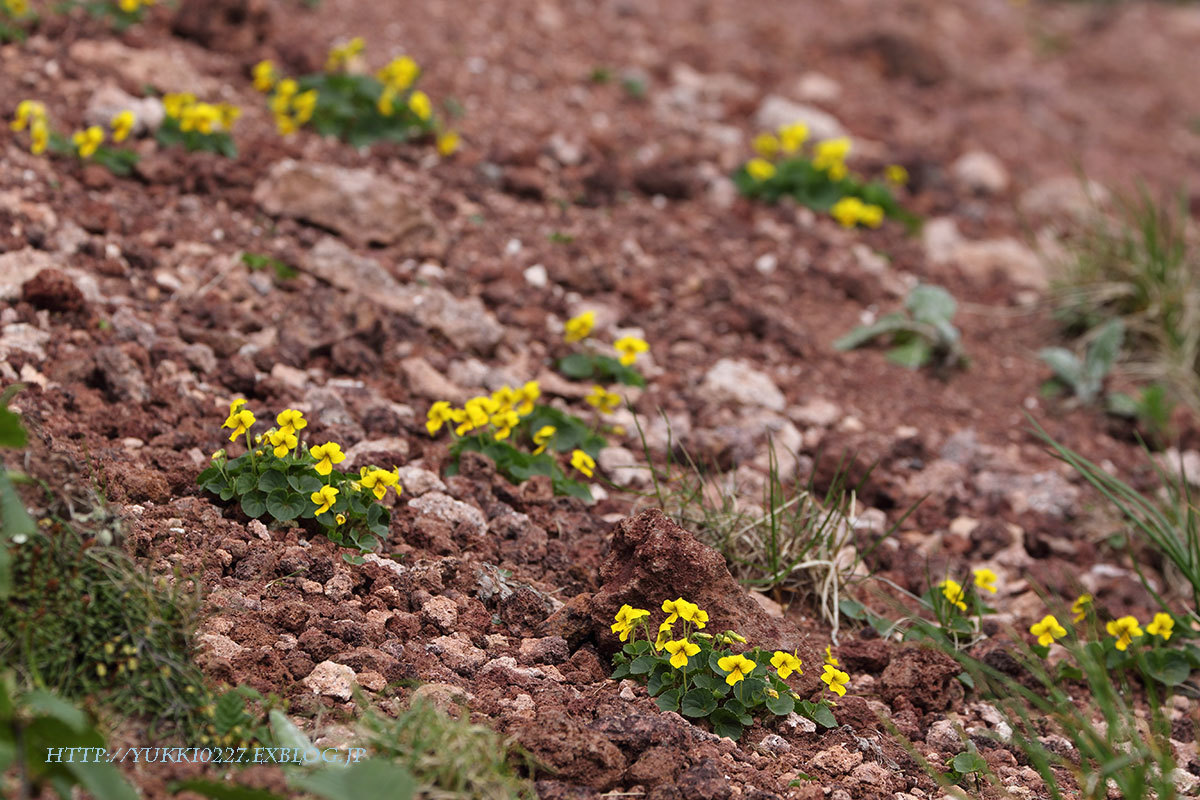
3, 0, 1200, 797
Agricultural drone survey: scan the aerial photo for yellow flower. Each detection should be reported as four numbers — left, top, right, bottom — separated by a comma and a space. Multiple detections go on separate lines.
586, 385, 621, 414
335, 513, 346, 525
1071, 593, 1093, 623
858, 203, 884, 229
163, 92, 196, 119
72, 126, 105, 158
309, 442, 346, 476
426, 401, 455, 436
752, 132, 780, 159
326, 36, 365, 72
778, 121, 809, 154
253, 60, 276, 92
886, 164, 909, 185
275, 113, 298, 136
745, 157, 776, 182
1030, 614, 1067, 647
664, 638, 701, 669
564, 310, 595, 343
661, 598, 706, 628
266, 428, 297, 457
821, 664, 850, 697
10, 99, 45, 132
118, 0, 140, 12
311, 485, 339, 516
1106, 616, 1143, 651
831, 196, 865, 228
217, 103, 241, 130
654, 621, 672, 651
716, 654, 757, 686
377, 85, 396, 117
292, 90, 318, 125
515, 380, 540, 415
456, 396, 498, 435
972, 568, 998, 594
1145, 612, 1173, 642
813, 137, 851, 179
939, 579, 967, 612
824, 645, 838, 667
770, 650, 803, 680
378, 56, 420, 90
610, 604, 649, 642
532, 425, 556, 455
6, 0, 29, 15
570, 449, 595, 478
276, 409, 307, 435
110, 110, 135, 143
408, 90, 432, 121
359, 466, 401, 500
492, 409, 520, 440
222, 405, 256, 442
30, 117, 48, 156
614, 336, 649, 367
437, 130, 460, 156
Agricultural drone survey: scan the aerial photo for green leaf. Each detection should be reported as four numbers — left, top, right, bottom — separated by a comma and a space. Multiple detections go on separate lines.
610, 663, 631, 680
170, 779, 289, 800
268, 709, 315, 754
266, 489, 305, 522
906, 285, 957, 325
234, 471, 258, 495
680, 688, 718, 718
291, 759, 417, 800
951, 751, 987, 774
832, 313, 911, 351
629, 655, 656, 675
0, 393, 27, 449
654, 688, 681, 712
1083, 318, 1124, 386
764, 691, 795, 716
886, 338, 933, 369
240, 491, 267, 519
809, 702, 837, 729
287, 472, 323, 493
647, 667, 672, 697
258, 470, 288, 493
709, 708, 743, 741
1143, 649, 1192, 686
691, 673, 720, 691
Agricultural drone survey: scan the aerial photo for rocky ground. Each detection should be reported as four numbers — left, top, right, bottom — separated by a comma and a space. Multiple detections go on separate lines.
3, 0, 1200, 798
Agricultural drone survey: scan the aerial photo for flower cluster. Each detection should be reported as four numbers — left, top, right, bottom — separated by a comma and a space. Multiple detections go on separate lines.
252, 39, 458, 154
158, 93, 240, 157
736, 121, 917, 229
610, 599, 842, 741
9, 98, 140, 173
557, 310, 650, 391
1029, 606, 1175, 653
199, 401, 398, 552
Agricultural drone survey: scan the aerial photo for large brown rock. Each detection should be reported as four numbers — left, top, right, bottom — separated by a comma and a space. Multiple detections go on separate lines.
515, 708, 627, 790
546, 509, 821, 692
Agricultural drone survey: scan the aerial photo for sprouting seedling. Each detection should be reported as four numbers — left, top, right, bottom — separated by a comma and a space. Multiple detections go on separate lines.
1038, 318, 1124, 404
833, 284, 965, 370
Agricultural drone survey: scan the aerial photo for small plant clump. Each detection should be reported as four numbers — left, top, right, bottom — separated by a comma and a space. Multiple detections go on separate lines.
427, 380, 602, 500
253, 38, 459, 154
197, 402, 399, 553
609, 598, 843, 742
735, 122, 917, 229
9, 99, 139, 175
834, 284, 965, 370
156, 93, 241, 157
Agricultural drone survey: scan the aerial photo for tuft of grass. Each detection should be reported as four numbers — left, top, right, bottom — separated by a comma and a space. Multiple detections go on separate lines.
1050, 191, 1200, 413
634, 414, 906, 641
357, 698, 534, 799
0, 523, 212, 739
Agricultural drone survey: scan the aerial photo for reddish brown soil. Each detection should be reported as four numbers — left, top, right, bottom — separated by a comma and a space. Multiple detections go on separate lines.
3, 0, 1200, 798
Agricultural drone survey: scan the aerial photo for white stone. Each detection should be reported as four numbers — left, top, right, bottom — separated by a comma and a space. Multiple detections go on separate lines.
952, 151, 1009, 195
702, 359, 786, 411
524, 264, 548, 287
408, 492, 487, 538
302, 661, 357, 701
755, 95, 847, 142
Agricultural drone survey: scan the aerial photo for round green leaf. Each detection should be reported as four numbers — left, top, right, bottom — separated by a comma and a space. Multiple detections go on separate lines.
680, 689, 718, 718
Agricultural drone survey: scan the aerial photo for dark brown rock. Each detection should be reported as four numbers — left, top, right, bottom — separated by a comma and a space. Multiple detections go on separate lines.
676, 759, 732, 800
21, 269, 86, 313
170, 0, 272, 53
516, 708, 627, 790
879, 645, 963, 711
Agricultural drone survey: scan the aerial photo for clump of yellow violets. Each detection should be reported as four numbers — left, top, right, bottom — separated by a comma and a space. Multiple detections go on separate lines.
426, 380, 601, 501
157, 93, 241, 157
9, 99, 140, 174
610, 598, 843, 741
198, 401, 399, 554
253, 37, 458, 154
736, 120, 917, 229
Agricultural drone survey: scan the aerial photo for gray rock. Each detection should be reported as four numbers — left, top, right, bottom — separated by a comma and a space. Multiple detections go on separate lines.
301, 661, 357, 701
0, 324, 52, 362
0, 250, 59, 301
811, 744, 863, 775
401, 356, 468, 403
95, 346, 150, 404
701, 359, 786, 411
952, 151, 1009, 195
427, 633, 488, 674
419, 596, 459, 632
408, 492, 487, 538
925, 719, 962, 752
254, 161, 429, 246
394, 466, 446, 497
755, 95, 847, 141
758, 733, 791, 754
67, 39, 218, 94
1020, 176, 1109, 221
84, 84, 165, 135
596, 446, 648, 488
